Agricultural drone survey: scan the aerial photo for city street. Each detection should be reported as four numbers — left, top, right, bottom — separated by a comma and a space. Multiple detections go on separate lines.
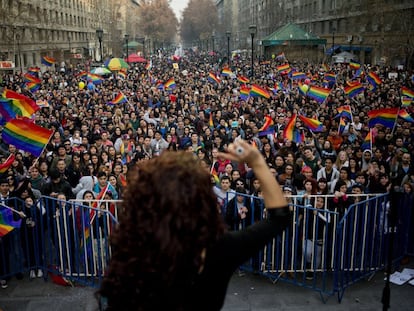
0, 264, 413, 311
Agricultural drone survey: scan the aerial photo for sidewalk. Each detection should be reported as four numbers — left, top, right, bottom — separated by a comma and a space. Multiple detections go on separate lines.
0, 265, 413, 311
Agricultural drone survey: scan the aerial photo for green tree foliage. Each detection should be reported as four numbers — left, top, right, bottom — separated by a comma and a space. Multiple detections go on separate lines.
138, 0, 179, 45
180, 0, 218, 44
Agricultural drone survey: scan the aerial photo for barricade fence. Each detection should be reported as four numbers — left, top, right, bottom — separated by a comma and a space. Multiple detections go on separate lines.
0, 192, 412, 301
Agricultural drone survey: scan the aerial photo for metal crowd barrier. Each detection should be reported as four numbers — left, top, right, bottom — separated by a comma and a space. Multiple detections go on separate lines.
0, 192, 412, 302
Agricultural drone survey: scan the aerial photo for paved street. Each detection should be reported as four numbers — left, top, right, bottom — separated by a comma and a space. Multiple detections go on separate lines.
0, 264, 413, 311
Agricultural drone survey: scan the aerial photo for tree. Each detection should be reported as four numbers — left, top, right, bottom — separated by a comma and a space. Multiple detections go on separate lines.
137, 0, 179, 47
180, 0, 218, 45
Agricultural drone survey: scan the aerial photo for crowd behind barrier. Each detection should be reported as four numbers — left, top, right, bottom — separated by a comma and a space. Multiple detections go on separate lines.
0, 191, 412, 302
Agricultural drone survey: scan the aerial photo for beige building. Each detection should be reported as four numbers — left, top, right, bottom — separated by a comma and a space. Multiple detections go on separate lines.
216, 0, 414, 67
0, 0, 141, 72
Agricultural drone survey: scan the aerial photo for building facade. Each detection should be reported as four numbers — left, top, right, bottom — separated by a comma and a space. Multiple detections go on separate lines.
0, 0, 141, 72
216, 0, 414, 67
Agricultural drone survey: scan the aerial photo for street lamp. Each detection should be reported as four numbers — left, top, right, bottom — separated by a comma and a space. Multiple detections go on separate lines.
124, 34, 129, 63
96, 28, 103, 62
226, 31, 231, 67
249, 24, 257, 79
211, 33, 215, 54
16, 33, 22, 74
332, 27, 336, 56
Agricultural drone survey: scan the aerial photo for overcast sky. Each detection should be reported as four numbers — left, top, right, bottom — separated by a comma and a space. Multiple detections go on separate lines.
170, 0, 189, 20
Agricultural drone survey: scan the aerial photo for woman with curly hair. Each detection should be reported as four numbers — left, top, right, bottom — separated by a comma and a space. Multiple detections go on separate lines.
99, 140, 289, 311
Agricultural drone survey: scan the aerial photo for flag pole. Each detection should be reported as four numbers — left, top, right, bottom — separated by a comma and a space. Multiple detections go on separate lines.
0, 203, 26, 217
390, 106, 401, 136
31, 129, 54, 169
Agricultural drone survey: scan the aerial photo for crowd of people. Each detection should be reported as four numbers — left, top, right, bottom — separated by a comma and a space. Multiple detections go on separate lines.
0, 49, 413, 288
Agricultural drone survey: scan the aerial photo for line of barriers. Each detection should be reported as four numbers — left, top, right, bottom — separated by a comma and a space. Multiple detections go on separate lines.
0, 192, 412, 302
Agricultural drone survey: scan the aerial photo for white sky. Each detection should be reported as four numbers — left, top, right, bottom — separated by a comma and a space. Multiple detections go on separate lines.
170, 0, 189, 20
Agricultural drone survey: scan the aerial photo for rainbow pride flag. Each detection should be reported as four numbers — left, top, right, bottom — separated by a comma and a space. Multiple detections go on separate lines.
349, 61, 361, 70
401, 96, 412, 107
208, 72, 220, 84
402, 86, 414, 98
276, 63, 290, 73
0, 154, 15, 174
273, 82, 283, 93
0, 98, 24, 121
258, 115, 274, 132
109, 92, 128, 105
275, 52, 285, 60
164, 78, 176, 89
23, 73, 41, 84
250, 84, 270, 99
361, 130, 373, 151
211, 168, 220, 186
209, 113, 214, 128
2, 89, 39, 117
240, 85, 250, 101
338, 117, 347, 134
367, 71, 382, 85
337, 105, 353, 121
307, 85, 331, 103
368, 107, 398, 128
2, 118, 53, 157
221, 68, 233, 77
344, 82, 365, 98
290, 71, 307, 80
145, 61, 152, 70
237, 75, 250, 84
398, 109, 414, 123
298, 115, 323, 132
26, 82, 40, 93
41, 56, 56, 67
324, 73, 336, 83
0, 207, 22, 237
283, 114, 304, 143
27, 67, 40, 73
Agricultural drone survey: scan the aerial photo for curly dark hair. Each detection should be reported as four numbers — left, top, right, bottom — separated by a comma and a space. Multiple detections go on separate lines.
99, 151, 225, 310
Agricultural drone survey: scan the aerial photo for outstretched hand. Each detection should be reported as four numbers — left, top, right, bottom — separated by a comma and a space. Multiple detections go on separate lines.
217, 139, 262, 167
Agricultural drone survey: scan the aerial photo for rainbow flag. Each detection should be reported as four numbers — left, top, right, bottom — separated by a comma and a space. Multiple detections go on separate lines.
368, 107, 398, 128
41, 56, 56, 67
237, 75, 250, 84
240, 85, 250, 101
36, 100, 50, 108
290, 71, 307, 80
0, 154, 15, 174
164, 78, 176, 89
402, 86, 414, 98
0, 207, 22, 237
0, 98, 24, 121
274, 82, 283, 93
2, 118, 53, 157
109, 92, 128, 105
2, 89, 39, 117
398, 109, 414, 123
352, 67, 364, 79
344, 82, 365, 98
324, 72, 336, 83
338, 117, 347, 134
401, 96, 413, 107
211, 168, 220, 186
26, 82, 40, 93
277, 63, 290, 73
27, 67, 40, 73
23, 73, 42, 84
298, 115, 323, 132
221, 68, 233, 77
307, 85, 331, 103
258, 115, 274, 132
208, 72, 220, 84
337, 105, 353, 121
145, 61, 152, 70
321, 63, 330, 72
276, 52, 285, 60
250, 84, 270, 99
209, 113, 214, 128
349, 61, 361, 70
283, 114, 304, 143
361, 130, 373, 151
117, 71, 127, 79
367, 71, 382, 85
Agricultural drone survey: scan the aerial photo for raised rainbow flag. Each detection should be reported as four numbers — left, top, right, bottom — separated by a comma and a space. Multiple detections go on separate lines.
27, 67, 40, 73
240, 85, 250, 101
2, 118, 53, 157
41, 56, 56, 67
352, 67, 364, 79
2, 89, 39, 117
324, 72, 336, 83
276, 52, 285, 60
237, 75, 250, 84
283, 114, 304, 143
26, 82, 40, 93
398, 109, 414, 123
344, 82, 365, 98
276, 63, 290, 73
361, 130, 373, 151
164, 78, 176, 89
307, 85, 331, 103
23, 73, 42, 84
221, 68, 233, 77
258, 115, 274, 132
208, 72, 220, 84
337, 105, 353, 121
0, 207, 22, 237
209, 113, 214, 128
274, 82, 283, 93
211, 168, 220, 185
338, 116, 347, 134
0, 98, 24, 121
401, 96, 412, 107
290, 71, 307, 80
349, 61, 361, 70
109, 92, 128, 105
145, 61, 152, 70
0, 154, 15, 174
250, 84, 270, 99
367, 71, 382, 85
298, 115, 323, 132
402, 86, 414, 98
368, 107, 398, 128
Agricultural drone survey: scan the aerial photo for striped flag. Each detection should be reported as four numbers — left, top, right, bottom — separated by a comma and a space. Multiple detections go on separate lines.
398, 109, 414, 123
0, 154, 15, 174
368, 108, 399, 128
250, 84, 270, 99
208, 72, 220, 84
283, 114, 304, 143
298, 115, 323, 132
0, 207, 22, 237
361, 130, 373, 151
